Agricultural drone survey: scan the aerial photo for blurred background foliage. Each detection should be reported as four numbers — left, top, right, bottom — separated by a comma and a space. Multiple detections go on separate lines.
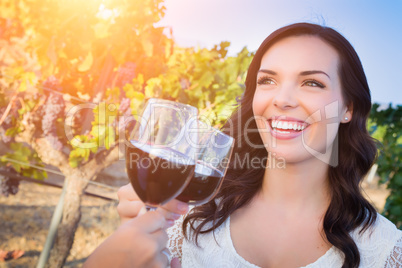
0, 0, 253, 174
369, 104, 402, 228
0, 0, 400, 229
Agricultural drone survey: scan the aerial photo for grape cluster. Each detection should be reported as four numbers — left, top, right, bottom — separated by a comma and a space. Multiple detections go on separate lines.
0, 168, 19, 197
41, 77, 65, 150
118, 98, 135, 136
0, 98, 21, 144
42, 75, 63, 93
0, 107, 11, 143
119, 97, 131, 116
71, 109, 83, 136
114, 62, 136, 88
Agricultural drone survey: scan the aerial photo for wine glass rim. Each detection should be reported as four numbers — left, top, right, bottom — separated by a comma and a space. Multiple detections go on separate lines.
197, 122, 234, 141
147, 98, 198, 111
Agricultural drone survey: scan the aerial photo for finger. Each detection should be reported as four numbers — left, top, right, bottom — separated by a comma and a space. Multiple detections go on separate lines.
138, 206, 147, 216
156, 207, 182, 223
134, 211, 168, 233
117, 183, 138, 201
149, 228, 169, 250
161, 248, 171, 267
150, 248, 170, 268
160, 199, 189, 215
145, 230, 169, 267
116, 200, 144, 219
151, 257, 168, 268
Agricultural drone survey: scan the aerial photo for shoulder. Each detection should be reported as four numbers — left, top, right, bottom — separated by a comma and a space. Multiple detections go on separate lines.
350, 213, 402, 267
166, 213, 223, 261
351, 213, 401, 244
181, 216, 246, 267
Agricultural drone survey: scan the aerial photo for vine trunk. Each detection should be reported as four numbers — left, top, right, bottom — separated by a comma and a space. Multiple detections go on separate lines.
45, 174, 88, 268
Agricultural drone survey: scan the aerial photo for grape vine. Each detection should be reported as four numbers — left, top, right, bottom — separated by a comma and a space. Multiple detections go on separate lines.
41, 77, 66, 151
0, 167, 19, 197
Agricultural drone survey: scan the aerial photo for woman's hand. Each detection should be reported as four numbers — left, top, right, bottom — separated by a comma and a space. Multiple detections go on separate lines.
116, 183, 144, 224
117, 183, 189, 225
84, 211, 172, 268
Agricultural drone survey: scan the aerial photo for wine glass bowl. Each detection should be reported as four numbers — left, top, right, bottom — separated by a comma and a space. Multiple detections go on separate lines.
176, 121, 234, 206
125, 98, 198, 210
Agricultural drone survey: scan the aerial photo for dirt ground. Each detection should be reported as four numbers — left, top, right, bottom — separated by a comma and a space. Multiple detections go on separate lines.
0, 172, 391, 268
0, 177, 124, 268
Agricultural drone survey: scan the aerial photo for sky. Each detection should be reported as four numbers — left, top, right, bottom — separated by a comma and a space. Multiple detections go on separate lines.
157, 0, 402, 105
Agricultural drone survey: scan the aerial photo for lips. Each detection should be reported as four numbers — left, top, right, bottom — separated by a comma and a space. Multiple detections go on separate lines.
267, 117, 310, 140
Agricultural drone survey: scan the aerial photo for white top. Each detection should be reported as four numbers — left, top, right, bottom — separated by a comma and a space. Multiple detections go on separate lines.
167, 213, 402, 267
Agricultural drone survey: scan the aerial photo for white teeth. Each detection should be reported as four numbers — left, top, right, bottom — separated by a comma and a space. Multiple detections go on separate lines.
270, 119, 308, 132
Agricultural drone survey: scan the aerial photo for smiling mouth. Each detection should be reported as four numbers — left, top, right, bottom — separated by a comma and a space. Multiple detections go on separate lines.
268, 119, 310, 133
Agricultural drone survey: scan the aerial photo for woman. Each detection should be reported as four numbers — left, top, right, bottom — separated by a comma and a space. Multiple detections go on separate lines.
117, 22, 402, 267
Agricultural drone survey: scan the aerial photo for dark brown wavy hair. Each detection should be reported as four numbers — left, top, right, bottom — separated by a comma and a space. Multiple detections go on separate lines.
183, 22, 378, 268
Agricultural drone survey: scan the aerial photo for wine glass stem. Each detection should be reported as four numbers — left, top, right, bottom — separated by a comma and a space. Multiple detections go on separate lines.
145, 205, 157, 211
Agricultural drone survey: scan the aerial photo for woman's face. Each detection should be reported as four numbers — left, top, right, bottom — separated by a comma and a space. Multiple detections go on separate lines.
252, 35, 352, 165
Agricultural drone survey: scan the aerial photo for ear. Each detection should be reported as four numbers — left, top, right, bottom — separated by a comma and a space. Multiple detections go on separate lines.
341, 102, 353, 123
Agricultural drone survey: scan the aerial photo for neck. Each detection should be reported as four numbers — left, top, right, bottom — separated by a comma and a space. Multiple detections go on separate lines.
259, 154, 331, 217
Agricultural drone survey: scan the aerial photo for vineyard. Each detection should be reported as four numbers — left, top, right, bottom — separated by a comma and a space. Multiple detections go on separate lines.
0, 0, 401, 267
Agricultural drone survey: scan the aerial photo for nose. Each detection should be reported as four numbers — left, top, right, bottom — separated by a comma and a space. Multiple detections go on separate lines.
273, 85, 298, 110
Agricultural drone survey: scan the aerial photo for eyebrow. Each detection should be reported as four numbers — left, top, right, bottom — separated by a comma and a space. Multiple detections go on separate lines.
258, 69, 277, 75
300, 70, 330, 79
258, 69, 331, 79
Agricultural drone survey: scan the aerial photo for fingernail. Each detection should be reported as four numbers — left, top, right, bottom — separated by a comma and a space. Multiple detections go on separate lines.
177, 202, 188, 213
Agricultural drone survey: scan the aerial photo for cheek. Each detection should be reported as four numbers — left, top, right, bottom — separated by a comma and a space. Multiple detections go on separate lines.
252, 91, 270, 116
303, 93, 345, 123
252, 95, 259, 116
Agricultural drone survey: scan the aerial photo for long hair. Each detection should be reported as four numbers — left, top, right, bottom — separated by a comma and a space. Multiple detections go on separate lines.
183, 22, 378, 268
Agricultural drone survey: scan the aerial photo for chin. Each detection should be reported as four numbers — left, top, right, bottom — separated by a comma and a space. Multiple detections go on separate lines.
271, 152, 306, 165
266, 144, 328, 166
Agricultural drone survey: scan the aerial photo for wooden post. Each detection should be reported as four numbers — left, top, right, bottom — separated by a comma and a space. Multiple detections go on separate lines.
36, 179, 68, 268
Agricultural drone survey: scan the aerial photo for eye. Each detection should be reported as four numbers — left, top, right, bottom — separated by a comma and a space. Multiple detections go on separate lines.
257, 76, 276, 86
302, 79, 326, 89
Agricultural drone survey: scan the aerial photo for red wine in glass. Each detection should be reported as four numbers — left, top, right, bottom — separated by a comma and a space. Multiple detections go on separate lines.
176, 123, 234, 206
126, 142, 195, 207
176, 161, 223, 205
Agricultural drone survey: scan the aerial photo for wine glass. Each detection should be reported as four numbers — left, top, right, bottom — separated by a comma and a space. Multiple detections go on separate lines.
126, 98, 198, 211
176, 120, 234, 206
